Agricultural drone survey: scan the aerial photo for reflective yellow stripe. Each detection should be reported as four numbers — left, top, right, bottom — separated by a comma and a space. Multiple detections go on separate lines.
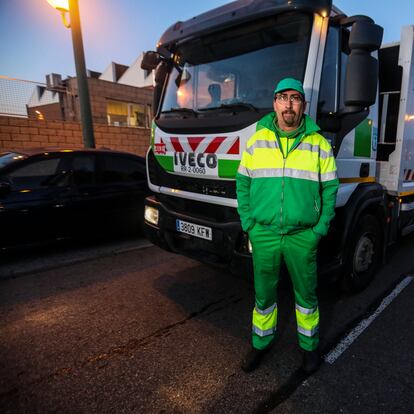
339, 177, 376, 183
296, 142, 333, 159
248, 168, 284, 178
246, 139, 279, 155
255, 303, 277, 315
237, 164, 250, 177
321, 171, 338, 182
240, 128, 337, 177
246, 128, 276, 147
252, 326, 276, 337
296, 304, 317, 314
296, 305, 319, 337
398, 190, 414, 196
298, 325, 319, 337
285, 168, 320, 181
253, 304, 277, 336
238, 167, 338, 182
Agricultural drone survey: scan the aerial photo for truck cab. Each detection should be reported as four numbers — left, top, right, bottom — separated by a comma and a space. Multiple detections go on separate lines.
142, 0, 414, 290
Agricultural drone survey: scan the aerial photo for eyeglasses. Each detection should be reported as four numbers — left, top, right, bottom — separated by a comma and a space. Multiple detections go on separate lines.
274, 94, 303, 104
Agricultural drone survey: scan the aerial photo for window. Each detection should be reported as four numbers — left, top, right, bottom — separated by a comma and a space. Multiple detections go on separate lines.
161, 12, 312, 112
8, 157, 64, 190
101, 155, 145, 184
106, 100, 149, 128
378, 45, 402, 144
72, 155, 95, 186
319, 26, 339, 114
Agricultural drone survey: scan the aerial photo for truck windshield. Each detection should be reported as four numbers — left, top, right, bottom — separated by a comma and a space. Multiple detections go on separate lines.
160, 12, 312, 115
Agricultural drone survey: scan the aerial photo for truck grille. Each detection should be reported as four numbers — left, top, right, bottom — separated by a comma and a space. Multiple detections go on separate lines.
148, 149, 237, 199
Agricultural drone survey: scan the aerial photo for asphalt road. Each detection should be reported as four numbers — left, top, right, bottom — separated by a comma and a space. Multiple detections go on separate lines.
1, 235, 414, 413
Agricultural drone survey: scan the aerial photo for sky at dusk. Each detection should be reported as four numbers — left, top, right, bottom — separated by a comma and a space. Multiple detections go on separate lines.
1, 0, 414, 83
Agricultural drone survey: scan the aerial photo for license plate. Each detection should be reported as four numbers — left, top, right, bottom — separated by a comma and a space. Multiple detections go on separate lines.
176, 219, 212, 240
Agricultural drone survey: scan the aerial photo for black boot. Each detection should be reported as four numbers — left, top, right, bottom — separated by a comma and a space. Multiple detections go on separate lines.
241, 347, 268, 373
302, 349, 320, 373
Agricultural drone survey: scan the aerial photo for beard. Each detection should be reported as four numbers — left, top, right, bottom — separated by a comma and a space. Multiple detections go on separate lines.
282, 110, 298, 127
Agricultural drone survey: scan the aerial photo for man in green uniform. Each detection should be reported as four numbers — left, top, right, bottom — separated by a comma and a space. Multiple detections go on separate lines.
236, 78, 339, 373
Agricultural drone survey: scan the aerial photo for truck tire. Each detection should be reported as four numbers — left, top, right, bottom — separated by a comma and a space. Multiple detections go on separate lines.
344, 214, 382, 292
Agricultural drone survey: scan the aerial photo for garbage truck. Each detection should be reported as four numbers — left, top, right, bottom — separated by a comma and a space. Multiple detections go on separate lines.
141, 0, 414, 291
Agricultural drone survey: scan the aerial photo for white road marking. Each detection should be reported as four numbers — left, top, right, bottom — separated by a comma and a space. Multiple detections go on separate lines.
324, 275, 413, 364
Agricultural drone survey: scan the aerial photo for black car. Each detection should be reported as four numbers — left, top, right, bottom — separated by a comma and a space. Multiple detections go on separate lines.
0, 148, 150, 250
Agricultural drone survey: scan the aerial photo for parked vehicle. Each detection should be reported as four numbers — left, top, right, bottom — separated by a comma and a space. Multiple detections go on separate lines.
0, 148, 150, 250
141, 0, 414, 291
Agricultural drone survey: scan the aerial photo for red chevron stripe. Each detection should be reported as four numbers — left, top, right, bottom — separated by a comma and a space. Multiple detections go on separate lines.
205, 136, 226, 153
227, 137, 240, 154
170, 137, 184, 152
188, 137, 204, 152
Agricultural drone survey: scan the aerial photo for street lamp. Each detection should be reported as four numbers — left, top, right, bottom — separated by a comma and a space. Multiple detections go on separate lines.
46, 0, 95, 148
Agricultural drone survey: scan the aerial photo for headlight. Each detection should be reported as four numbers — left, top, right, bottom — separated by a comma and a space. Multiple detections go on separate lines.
144, 206, 159, 225
248, 239, 252, 254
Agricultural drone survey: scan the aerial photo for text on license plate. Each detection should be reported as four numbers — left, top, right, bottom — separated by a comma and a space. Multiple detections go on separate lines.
176, 219, 212, 241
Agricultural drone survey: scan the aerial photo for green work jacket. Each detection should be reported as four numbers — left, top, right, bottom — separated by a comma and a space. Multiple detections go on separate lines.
236, 112, 339, 236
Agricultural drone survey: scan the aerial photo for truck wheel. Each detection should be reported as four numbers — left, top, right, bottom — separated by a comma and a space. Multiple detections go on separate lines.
344, 215, 382, 292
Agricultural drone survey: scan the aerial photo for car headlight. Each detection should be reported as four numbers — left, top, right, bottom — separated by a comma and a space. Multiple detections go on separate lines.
144, 206, 159, 225
248, 239, 252, 254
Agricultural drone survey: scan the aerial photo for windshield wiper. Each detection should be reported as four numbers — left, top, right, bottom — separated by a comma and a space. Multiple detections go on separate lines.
198, 103, 259, 113
161, 107, 198, 117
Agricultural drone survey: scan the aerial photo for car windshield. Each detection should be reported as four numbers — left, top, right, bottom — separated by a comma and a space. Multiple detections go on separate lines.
160, 12, 312, 114
0, 152, 26, 169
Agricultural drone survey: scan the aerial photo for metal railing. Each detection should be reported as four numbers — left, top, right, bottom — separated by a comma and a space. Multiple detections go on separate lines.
0, 75, 49, 118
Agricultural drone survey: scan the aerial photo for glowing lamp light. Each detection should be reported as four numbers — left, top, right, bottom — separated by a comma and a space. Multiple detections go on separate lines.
46, 0, 69, 12
144, 206, 159, 225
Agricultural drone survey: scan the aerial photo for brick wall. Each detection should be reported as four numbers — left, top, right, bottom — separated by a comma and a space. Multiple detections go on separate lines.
0, 116, 150, 157
27, 102, 63, 121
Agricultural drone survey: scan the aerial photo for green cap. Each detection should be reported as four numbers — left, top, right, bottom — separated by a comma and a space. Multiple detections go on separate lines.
274, 77, 305, 97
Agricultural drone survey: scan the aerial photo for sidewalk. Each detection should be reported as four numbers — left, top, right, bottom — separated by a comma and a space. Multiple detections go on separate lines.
0, 237, 153, 280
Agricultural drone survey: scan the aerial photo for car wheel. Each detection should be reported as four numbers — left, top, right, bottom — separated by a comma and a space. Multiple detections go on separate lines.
344, 214, 382, 292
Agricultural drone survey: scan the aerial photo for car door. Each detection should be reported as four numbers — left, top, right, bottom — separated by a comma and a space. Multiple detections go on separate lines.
0, 154, 73, 248
96, 153, 148, 234
64, 152, 103, 238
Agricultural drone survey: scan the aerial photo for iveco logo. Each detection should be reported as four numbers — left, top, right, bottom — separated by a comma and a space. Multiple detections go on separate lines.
174, 152, 218, 169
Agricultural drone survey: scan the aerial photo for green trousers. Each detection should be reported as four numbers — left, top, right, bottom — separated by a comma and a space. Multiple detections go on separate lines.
249, 224, 321, 351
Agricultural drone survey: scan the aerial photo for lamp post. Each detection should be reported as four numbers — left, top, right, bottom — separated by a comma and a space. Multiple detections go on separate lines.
47, 0, 95, 148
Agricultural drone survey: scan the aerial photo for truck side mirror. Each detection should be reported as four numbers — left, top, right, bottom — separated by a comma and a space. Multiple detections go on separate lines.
141, 51, 161, 71
344, 21, 384, 108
